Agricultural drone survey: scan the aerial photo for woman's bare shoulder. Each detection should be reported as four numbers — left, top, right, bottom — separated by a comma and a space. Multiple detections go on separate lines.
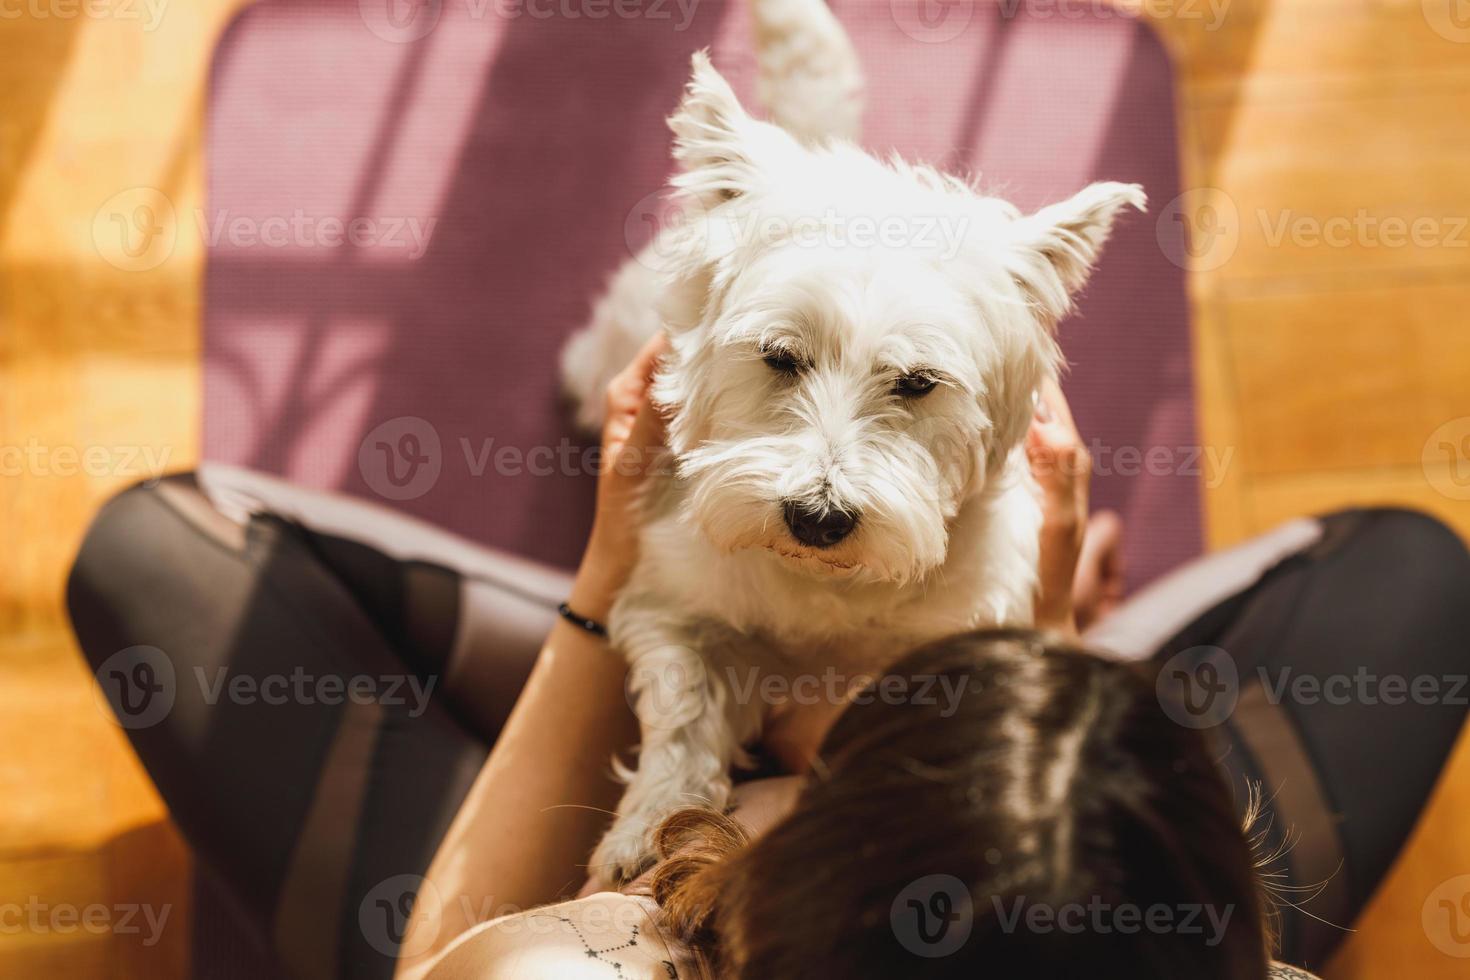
1268, 963, 1323, 980
423, 892, 684, 980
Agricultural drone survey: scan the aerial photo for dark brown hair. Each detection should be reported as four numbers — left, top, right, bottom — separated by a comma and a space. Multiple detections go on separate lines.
651, 629, 1269, 979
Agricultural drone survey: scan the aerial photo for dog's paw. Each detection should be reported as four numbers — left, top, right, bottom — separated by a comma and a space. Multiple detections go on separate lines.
589, 819, 659, 886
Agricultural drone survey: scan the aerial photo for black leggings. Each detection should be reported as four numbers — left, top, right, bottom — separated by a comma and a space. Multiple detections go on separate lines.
66, 466, 1470, 978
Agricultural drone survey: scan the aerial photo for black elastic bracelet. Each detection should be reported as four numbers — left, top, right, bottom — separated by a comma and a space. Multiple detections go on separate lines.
557, 601, 608, 637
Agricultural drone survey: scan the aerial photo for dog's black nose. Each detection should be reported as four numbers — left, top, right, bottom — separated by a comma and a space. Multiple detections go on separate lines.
783, 502, 859, 549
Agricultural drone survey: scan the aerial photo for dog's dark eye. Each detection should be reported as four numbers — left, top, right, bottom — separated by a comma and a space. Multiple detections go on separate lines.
762, 346, 802, 376
894, 372, 938, 398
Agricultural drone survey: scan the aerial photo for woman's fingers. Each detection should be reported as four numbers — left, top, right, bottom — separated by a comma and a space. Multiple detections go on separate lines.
624, 389, 669, 456
603, 332, 671, 458
631, 331, 670, 388
1028, 380, 1091, 635
577, 334, 674, 616
1034, 378, 1077, 433
1027, 382, 1090, 520
606, 333, 670, 418
628, 334, 671, 440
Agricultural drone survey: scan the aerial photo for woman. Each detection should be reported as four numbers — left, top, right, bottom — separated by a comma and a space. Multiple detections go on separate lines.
424, 629, 1278, 979
67, 336, 1470, 978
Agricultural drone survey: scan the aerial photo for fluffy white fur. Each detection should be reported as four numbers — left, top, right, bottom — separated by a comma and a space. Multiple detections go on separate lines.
561, 0, 1144, 881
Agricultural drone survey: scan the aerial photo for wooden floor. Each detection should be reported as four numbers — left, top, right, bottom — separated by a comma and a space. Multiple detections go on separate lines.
1145, 1, 1470, 975
0, 1, 240, 975
1, 0, 1466, 976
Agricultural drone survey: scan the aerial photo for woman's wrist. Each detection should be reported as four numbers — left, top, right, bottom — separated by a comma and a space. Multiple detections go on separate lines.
568, 528, 632, 624
1034, 519, 1082, 637
566, 572, 617, 626
1033, 587, 1077, 637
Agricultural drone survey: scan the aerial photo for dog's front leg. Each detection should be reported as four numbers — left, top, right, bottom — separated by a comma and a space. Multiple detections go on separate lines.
591, 614, 760, 884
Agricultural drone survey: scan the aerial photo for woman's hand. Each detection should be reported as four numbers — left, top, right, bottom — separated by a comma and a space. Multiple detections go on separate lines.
1025, 380, 1128, 635
568, 333, 671, 622
1027, 381, 1088, 635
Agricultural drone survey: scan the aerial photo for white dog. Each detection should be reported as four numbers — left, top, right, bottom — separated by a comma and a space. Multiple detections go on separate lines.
562, 0, 1144, 881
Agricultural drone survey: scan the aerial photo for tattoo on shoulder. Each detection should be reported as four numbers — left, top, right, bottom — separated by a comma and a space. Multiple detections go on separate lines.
535, 913, 647, 978
1268, 965, 1319, 980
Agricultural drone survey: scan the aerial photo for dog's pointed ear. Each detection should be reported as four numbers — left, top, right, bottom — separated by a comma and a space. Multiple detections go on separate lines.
1006, 181, 1146, 326
668, 51, 788, 208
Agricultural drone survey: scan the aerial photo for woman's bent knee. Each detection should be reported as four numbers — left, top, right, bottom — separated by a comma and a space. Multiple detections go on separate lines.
67, 473, 227, 670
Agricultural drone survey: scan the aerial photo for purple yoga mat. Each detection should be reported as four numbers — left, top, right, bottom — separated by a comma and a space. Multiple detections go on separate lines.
204, 0, 1197, 589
